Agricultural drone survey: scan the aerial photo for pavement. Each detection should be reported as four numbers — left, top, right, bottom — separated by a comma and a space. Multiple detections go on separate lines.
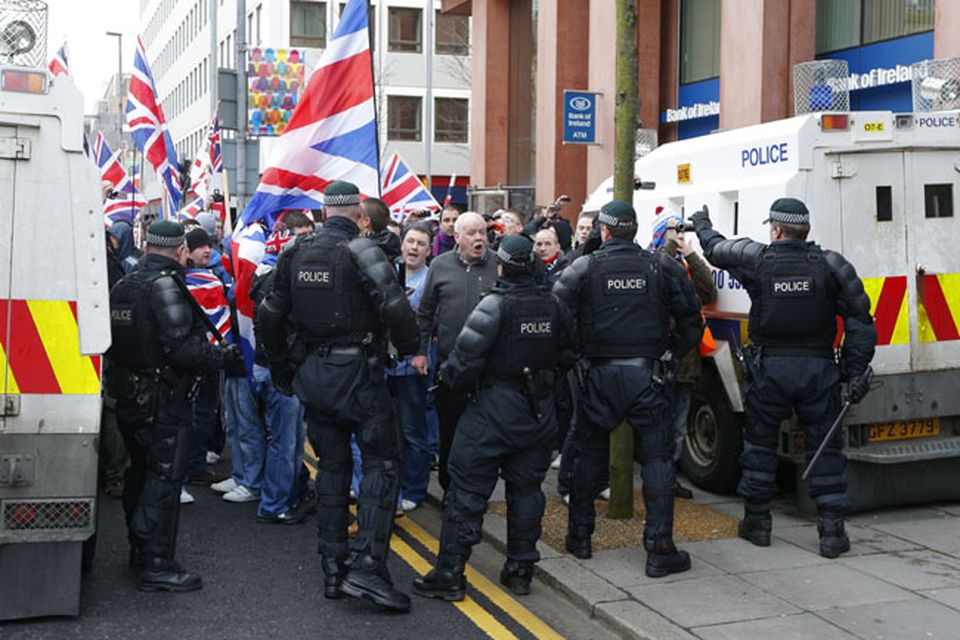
426, 464, 960, 640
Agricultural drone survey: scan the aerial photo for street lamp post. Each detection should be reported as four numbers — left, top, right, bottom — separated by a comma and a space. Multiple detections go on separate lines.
105, 31, 123, 148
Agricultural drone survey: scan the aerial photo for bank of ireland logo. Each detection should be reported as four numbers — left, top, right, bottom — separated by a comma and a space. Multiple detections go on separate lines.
570, 95, 592, 111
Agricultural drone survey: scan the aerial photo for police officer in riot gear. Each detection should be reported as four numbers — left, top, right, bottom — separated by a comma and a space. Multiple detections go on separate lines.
257, 181, 419, 612
691, 198, 876, 558
554, 200, 703, 578
412, 235, 575, 601
107, 220, 241, 592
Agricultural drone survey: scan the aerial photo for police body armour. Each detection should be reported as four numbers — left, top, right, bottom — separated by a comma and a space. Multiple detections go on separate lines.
287, 234, 379, 342
580, 246, 668, 358
108, 270, 170, 369
753, 243, 836, 349
487, 289, 561, 379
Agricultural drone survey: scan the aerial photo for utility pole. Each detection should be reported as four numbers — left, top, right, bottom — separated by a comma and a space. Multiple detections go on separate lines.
607, 0, 639, 520
105, 31, 123, 148
235, 0, 247, 213
424, 0, 434, 190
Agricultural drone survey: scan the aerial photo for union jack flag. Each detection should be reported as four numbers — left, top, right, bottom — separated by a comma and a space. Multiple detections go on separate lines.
48, 42, 70, 78
381, 152, 441, 222
232, 0, 377, 372
126, 36, 181, 214
443, 173, 457, 207
185, 269, 232, 344
180, 196, 205, 220
240, 0, 378, 225
104, 191, 147, 226
94, 133, 130, 192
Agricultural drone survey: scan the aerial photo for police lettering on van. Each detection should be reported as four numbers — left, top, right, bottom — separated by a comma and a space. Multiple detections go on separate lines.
740, 142, 789, 168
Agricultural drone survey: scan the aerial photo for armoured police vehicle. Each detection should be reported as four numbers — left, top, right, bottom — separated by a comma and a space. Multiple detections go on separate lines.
586, 106, 960, 511
0, 0, 110, 620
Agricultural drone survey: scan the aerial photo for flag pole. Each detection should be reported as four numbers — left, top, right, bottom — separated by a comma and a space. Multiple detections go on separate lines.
367, 0, 381, 197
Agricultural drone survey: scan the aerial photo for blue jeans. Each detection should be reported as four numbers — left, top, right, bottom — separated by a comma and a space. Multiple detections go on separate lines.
671, 383, 693, 463
388, 374, 431, 505
252, 366, 305, 516
224, 367, 304, 510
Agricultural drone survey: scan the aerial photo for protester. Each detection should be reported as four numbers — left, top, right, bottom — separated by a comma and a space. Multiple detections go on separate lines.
534, 227, 568, 284
500, 209, 525, 237
387, 223, 434, 511
650, 208, 718, 499
524, 200, 573, 251
413, 212, 499, 490
432, 205, 460, 257
362, 197, 401, 262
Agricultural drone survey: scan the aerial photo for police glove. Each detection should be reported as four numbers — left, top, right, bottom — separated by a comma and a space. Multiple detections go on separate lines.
222, 344, 244, 370
271, 363, 296, 396
846, 365, 873, 405
689, 205, 713, 232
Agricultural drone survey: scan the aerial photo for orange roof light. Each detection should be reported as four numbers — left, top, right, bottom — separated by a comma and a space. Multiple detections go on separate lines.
2, 69, 47, 94
820, 114, 849, 131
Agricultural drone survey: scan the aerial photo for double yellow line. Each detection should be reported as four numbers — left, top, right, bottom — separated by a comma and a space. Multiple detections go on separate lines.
303, 443, 563, 639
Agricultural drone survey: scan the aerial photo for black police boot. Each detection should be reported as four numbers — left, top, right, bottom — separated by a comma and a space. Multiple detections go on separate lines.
674, 482, 694, 500
565, 525, 592, 559
138, 557, 202, 592
644, 538, 691, 578
499, 562, 533, 596
738, 510, 773, 547
412, 563, 467, 602
341, 555, 411, 612
321, 557, 346, 599
818, 516, 851, 559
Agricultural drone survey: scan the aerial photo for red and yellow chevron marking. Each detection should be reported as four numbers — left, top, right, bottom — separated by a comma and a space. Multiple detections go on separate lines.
861, 276, 909, 346
0, 299, 101, 395
917, 273, 960, 343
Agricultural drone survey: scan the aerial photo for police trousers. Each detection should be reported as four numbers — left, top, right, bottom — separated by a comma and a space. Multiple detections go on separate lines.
293, 350, 402, 570
569, 361, 675, 543
115, 373, 193, 563
739, 355, 847, 515
443, 382, 556, 568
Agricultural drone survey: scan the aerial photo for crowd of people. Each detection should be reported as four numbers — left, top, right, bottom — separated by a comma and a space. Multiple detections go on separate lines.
101, 185, 876, 611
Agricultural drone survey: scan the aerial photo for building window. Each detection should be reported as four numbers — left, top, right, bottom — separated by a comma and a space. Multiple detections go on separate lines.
256, 4, 262, 45
387, 95, 422, 141
816, 0, 935, 54
435, 97, 468, 143
388, 7, 421, 53
291, 1, 327, 48
679, 0, 720, 84
436, 11, 468, 55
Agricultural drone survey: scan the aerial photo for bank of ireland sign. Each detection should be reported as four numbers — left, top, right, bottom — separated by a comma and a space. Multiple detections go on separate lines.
563, 91, 599, 144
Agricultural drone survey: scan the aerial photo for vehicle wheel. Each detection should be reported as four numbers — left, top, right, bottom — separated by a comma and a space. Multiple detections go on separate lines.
680, 366, 743, 494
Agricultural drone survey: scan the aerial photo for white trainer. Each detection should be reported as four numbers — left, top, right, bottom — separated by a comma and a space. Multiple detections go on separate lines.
400, 499, 418, 512
223, 485, 260, 503
550, 455, 562, 470
180, 487, 195, 505
211, 477, 237, 494
598, 487, 611, 501
206, 451, 221, 465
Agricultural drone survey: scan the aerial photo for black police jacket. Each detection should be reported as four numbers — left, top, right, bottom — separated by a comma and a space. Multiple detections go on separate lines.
439, 274, 576, 389
553, 238, 703, 360
258, 215, 419, 362
696, 229, 877, 376
107, 253, 227, 375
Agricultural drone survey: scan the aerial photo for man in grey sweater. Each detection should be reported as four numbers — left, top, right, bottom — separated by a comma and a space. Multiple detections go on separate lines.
411, 212, 499, 490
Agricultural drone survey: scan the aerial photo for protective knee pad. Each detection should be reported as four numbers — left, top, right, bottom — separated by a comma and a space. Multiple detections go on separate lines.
354, 458, 401, 561
316, 469, 352, 555
506, 483, 545, 564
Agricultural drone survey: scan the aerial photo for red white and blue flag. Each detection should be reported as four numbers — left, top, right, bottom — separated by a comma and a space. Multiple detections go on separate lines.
185, 269, 232, 344
190, 110, 224, 204
240, 0, 378, 226
126, 36, 181, 214
104, 190, 147, 226
380, 152, 441, 222
231, 0, 377, 371
443, 173, 457, 207
48, 42, 70, 78
94, 133, 130, 192
179, 196, 205, 220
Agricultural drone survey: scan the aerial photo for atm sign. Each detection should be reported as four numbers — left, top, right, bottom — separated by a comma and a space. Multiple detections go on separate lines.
677, 163, 691, 184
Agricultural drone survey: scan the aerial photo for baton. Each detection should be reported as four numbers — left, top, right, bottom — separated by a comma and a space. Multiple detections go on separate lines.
170, 272, 229, 348
801, 400, 851, 481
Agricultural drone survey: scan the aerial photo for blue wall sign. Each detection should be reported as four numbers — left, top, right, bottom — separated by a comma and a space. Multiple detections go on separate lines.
562, 91, 598, 144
